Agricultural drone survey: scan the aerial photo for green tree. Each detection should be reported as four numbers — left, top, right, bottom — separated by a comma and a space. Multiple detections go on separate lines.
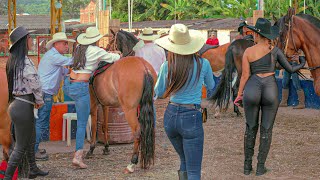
160, 0, 201, 20
62, 0, 92, 19
135, 0, 168, 21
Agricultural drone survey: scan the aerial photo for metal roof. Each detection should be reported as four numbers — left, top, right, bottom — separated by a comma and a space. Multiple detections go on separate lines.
0, 15, 51, 30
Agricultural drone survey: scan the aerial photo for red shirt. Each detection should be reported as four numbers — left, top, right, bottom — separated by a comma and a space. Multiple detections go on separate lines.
206, 37, 219, 46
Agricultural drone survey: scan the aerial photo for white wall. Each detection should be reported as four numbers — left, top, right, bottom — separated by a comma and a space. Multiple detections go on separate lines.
217, 30, 231, 45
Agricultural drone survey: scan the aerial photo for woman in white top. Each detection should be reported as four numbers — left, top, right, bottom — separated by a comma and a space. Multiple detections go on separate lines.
63, 27, 121, 169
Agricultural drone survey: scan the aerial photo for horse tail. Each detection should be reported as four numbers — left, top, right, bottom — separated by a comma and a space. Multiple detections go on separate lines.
138, 72, 155, 169
208, 45, 235, 110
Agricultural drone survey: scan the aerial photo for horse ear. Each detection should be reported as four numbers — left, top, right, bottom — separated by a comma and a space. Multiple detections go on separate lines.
272, 15, 278, 23
110, 29, 115, 36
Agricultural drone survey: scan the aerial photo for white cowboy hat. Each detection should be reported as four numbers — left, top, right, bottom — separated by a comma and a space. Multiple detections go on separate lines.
137, 27, 160, 41
157, 29, 168, 36
77, 27, 103, 45
155, 24, 204, 55
46, 32, 75, 49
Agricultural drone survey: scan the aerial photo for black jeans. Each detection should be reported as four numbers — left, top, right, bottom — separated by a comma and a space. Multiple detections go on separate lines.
5, 94, 37, 179
243, 75, 279, 165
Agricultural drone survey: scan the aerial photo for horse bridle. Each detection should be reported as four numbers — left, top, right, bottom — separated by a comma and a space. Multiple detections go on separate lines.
108, 31, 135, 57
282, 16, 299, 58
281, 16, 320, 71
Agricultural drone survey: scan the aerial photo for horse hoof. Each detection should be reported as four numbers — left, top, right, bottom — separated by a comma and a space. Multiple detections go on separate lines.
123, 168, 134, 174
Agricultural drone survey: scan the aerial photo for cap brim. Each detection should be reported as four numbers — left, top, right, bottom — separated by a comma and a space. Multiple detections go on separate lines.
77, 33, 103, 45
247, 25, 279, 40
155, 31, 205, 55
46, 38, 76, 49
138, 34, 160, 41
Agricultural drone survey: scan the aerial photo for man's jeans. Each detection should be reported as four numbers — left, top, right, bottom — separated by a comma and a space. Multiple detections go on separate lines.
63, 77, 90, 151
282, 62, 302, 90
164, 104, 204, 180
35, 93, 53, 153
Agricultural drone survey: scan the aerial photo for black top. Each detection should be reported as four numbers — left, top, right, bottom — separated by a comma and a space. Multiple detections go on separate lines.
249, 47, 305, 75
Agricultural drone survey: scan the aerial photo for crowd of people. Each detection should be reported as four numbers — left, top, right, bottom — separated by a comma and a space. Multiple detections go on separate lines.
3, 17, 307, 180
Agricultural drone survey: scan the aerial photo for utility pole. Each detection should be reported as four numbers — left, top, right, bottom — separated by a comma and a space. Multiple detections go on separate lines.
258, 0, 264, 10
7, 0, 16, 36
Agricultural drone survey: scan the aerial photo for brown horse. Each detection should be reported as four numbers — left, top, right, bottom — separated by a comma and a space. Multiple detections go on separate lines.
208, 39, 254, 112
0, 68, 12, 161
201, 43, 230, 72
275, 8, 320, 95
86, 30, 157, 173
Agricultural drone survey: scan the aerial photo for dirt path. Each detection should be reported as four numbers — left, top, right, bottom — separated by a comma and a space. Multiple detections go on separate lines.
1, 99, 319, 179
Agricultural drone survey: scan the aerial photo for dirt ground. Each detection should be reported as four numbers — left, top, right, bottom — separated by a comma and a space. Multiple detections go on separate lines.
1, 98, 318, 180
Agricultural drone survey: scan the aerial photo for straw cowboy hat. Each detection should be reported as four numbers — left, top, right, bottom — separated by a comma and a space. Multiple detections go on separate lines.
46, 32, 75, 49
155, 24, 205, 55
157, 29, 168, 36
247, 18, 279, 40
138, 27, 160, 41
9, 26, 35, 51
77, 27, 104, 45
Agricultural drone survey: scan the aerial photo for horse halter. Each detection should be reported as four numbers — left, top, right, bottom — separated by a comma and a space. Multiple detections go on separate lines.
108, 31, 135, 57
282, 15, 300, 59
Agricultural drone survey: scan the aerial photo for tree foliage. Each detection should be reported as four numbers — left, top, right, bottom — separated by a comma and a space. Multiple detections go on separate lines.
0, 0, 318, 21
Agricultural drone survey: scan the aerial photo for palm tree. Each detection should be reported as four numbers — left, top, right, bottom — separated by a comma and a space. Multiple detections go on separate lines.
160, 0, 201, 20
135, 0, 168, 21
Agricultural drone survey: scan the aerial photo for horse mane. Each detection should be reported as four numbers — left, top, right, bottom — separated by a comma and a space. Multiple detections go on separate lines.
119, 30, 139, 44
296, 13, 320, 29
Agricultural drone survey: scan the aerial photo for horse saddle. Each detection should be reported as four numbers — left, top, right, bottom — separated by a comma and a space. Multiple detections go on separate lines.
89, 61, 114, 85
198, 44, 219, 56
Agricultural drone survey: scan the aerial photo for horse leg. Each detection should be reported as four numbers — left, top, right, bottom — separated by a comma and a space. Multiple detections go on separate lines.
122, 108, 140, 174
86, 87, 99, 158
102, 106, 110, 155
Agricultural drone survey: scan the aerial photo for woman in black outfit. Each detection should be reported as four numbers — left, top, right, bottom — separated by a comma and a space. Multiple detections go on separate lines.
234, 18, 305, 176
5, 26, 49, 179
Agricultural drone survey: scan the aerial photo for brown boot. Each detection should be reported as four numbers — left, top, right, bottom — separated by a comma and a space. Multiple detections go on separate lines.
72, 150, 88, 169
293, 90, 305, 109
279, 89, 289, 107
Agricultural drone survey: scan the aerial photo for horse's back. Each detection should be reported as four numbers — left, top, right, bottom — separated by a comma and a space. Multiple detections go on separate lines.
93, 57, 157, 107
0, 68, 8, 113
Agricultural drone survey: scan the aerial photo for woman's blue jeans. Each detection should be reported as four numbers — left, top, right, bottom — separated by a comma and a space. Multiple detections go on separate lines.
164, 104, 204, 180
63, 77, 90, 151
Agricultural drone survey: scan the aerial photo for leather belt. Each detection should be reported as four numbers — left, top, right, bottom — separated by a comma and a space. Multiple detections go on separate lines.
169, 102, 199, 109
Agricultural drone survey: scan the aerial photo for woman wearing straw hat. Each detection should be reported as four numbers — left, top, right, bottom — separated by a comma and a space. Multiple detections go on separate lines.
135, 27, 165, 75
5, 26, 49, 179
155, 24, 215, 180
234, 18, 306, 176
63, 27, 121, 169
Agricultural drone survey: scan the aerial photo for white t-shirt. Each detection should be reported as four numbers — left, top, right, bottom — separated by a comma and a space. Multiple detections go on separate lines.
135, 43, 166, 75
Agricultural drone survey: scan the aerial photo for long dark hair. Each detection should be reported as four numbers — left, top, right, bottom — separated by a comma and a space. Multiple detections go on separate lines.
71, 43, 93, 70
6, 35, 28, 103
163, 52, 202, 98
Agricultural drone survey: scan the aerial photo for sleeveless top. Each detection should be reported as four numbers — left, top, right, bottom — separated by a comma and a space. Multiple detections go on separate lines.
250, 50, 276, 74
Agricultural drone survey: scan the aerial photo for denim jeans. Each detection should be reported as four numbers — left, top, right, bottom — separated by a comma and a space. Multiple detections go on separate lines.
164, 104, 204, 180
35, 93, 53, 152
282, 62, 302, 90
63, 77, 90, 151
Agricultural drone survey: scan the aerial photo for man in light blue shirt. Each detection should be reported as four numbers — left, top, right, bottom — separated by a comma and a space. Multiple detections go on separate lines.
35, 32, 75, 160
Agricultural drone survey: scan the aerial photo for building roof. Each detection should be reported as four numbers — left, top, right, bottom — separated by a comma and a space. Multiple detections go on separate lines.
0, 15, 51, 30
68, 18, 246, 32
120, 18, 244, 31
